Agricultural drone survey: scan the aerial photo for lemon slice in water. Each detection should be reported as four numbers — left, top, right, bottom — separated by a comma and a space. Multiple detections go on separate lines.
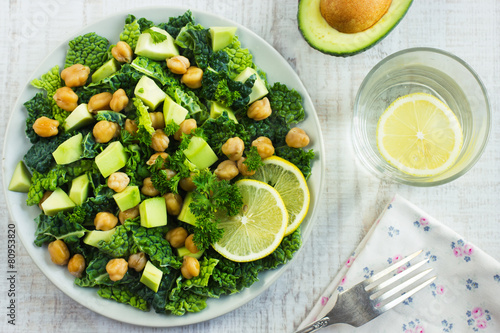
213, 179, 288, 262
376, 93, 463, 177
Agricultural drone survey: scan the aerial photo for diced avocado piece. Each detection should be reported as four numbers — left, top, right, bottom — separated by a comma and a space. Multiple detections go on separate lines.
91, 59, 120, 83
177, 246, 205, 259
298, 0, 413, 56
234, 67, 269, 104
113, 186, 141, 212
177, 192, 197, 226
209, 26, 237, 52
134, 76, 167, 110
41, 187, 76, 216
95, 141, 128, 178
139, 197, 167, 228
8, 161, 31, 193
69, 174, 89, 205
52, 133, 83, 165
83, 228, 117, 247
135, 27, 179, 61
64, 103, 95, 132
140, 261, 163, 292
182, 136, 218, 170
209, 101, 238, 123
163, 95, 188, 125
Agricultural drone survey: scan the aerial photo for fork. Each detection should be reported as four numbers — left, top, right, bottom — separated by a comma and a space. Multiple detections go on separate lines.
295, 250, 436, 333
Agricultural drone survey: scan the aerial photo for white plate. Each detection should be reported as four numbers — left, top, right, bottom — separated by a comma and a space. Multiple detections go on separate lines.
2, 6, 325, 327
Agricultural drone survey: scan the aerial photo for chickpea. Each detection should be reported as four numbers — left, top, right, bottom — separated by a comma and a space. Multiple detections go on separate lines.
141, 177, 160, 196
151, 129, 169, 152
164, 193, 183, 216
53, 86, 78, 111
214, 160, 239, 180
167, 55, 190, 74
88, 92, 113, 113
146, 152, 169, 166
48, 239, 70, 266
221, 137, 245, 161
38, 191, 53, 210
181, 256, 200, 279
185, 234, 199, 254
179, 173, 196, 192
128, 252, 147, 272
118, 205, 140, 224
163, 169, 177, 180
165, 227, 188, 248
107, 172, 130, 192
60, 64, 90, 88
181, 66, 203, 89
33, 116, 59, 138
174, 119, 197, 141
111, 41, 133, 63
109, 89, 129, 112
247, 97, 272, 121
94, 212, 118, 231
93, 120, 120, 143
252, 136, 275, 159
149, 112, 165, 129
106, 258, 128, 281
286, 127, 310, 148
237, 157, 256, 176
124, 119, 138, 136
67, 254, 85, 278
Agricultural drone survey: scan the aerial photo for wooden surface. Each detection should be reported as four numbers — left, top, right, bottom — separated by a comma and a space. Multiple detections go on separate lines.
1, 0, 499, 332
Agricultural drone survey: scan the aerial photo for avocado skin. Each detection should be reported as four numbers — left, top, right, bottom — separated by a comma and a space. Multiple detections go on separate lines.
297, 0, 413, 57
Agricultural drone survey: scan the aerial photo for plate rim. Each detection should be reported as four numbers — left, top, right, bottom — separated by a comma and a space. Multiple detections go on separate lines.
2, 5, 326, 327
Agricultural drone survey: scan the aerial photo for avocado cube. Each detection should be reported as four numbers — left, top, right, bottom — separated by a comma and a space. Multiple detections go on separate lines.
95, 141, 128, 178
113, 186, 141, 212
83, 228, 117, 247
41, 187, 76, 216
209, 101, 238, 123
64, 103, 95, 132
177, 192, 197, 226
163, 95, 188, 125
177, 246, 205, 259
69, 174, 89, 205
91, 59, 120, 83
139, 197, 167, 228
8, 161, 31, 193
52, 133, 83, 165
182, 137, 218, 170
134, 76, 167, 110
135, 27, 179, 61
209, 27, 237, 51
140, 261, 163, 292
234, 67, 269, 104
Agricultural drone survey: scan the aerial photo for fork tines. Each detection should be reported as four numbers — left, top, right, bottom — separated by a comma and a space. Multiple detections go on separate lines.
363, 250, 436, 312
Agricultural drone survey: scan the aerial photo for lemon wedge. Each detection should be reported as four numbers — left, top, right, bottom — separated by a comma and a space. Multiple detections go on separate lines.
248, 156, 310, 235
212, 179, 288, 262
376, 93, 463, 177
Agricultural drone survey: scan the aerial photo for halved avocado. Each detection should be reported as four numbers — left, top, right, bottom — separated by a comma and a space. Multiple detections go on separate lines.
298, 0, 413, 56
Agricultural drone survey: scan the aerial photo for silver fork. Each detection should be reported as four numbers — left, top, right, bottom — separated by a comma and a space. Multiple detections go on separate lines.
295, 250, 436, 333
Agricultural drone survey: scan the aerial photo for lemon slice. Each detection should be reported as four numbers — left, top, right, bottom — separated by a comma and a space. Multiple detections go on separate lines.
248, 156, 310, 235
213, 179, 288, 262
376, 93, 463, 177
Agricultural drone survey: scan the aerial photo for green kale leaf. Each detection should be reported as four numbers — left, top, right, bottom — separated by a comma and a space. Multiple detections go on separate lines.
97, 285, 149, 311
24, 92, 53, 143
30, 65, 67, 123
120, 15, 141, 49
65, 32, 109, 71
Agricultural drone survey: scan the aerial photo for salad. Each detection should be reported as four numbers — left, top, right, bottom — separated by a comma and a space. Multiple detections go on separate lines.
10, 10, 315, 316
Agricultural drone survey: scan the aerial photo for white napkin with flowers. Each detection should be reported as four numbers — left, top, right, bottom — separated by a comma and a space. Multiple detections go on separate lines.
298, 195, 500, 333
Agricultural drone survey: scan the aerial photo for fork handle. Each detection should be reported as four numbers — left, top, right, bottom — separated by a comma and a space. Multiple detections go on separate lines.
294, 317, 331, 333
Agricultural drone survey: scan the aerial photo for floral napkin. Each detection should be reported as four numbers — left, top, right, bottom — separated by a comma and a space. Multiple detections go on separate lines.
298, 195, 500, 333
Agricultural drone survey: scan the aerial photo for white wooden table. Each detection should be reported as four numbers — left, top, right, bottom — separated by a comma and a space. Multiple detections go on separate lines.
1, 0, 499, 332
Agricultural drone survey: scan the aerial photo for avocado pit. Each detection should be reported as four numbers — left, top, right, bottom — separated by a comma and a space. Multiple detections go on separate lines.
320, 0, 392, 33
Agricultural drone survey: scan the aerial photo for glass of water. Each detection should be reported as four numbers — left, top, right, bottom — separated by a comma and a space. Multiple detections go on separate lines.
352, 48, 491, 186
